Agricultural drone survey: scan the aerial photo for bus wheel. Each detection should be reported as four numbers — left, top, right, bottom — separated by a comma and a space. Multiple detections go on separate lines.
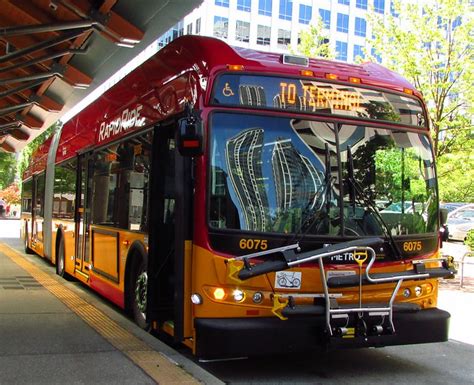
131, 257, 150, 330
56, 237, 66, 277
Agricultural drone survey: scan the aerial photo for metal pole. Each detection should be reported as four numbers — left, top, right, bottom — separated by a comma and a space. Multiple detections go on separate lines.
0, 20, 97, 37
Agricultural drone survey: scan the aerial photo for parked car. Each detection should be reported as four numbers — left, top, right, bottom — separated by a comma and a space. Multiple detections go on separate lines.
381, 201, 424, 214
447, 204, 474, 242
441, 202, 467, 213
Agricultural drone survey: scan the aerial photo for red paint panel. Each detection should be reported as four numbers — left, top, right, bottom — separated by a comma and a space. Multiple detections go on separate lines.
89, 274, 124, 309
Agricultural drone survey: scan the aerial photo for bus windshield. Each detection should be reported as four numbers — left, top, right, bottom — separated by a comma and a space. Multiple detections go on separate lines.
209, 112, 438, 237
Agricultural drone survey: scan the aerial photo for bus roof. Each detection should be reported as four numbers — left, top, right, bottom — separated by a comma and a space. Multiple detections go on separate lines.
26, 35, 419, 174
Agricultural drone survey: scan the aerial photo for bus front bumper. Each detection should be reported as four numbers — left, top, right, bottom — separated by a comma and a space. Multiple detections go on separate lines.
194, 308, 450, 359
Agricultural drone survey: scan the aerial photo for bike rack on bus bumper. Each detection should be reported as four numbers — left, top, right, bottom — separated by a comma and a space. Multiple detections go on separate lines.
227, 238, 456, 338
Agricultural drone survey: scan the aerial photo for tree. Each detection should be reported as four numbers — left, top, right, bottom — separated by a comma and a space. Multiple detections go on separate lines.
0, 183, 20, 205
367, 0, 474, 158
437, 150, 474, 202
0, 152, 16, 189
17, 122, 60, 180
292, 17, 334, 59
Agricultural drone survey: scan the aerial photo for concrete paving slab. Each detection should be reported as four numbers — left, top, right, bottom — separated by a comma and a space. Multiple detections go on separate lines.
0, 313, 115, 356
0, 290, 71, 314
0, 351, 156, 385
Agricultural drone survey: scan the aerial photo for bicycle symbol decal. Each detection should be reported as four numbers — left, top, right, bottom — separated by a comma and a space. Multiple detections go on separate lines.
275, 271, 302, 289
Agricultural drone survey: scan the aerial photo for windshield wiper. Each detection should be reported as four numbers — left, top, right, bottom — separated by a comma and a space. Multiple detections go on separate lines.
346, 145, 402, 259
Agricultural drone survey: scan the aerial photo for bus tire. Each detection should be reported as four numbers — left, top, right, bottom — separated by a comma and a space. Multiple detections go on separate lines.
24, 224, 33, 254
129, 255, 150, 330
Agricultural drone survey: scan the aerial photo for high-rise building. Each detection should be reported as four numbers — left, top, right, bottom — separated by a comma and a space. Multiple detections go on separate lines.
159, 0, 397, 63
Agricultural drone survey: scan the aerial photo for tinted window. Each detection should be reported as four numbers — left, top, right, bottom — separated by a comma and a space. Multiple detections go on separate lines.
22, 179, 33, 213
35, 173, 46, 217
53, 160, 77, 219
91, 132, 152, 231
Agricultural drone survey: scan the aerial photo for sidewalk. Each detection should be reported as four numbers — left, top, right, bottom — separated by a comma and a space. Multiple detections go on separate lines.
439, 240, 474, 345
0, 221, 223, 385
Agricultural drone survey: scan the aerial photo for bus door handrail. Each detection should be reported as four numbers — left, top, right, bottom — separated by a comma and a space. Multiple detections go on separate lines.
460, 251, 474, 288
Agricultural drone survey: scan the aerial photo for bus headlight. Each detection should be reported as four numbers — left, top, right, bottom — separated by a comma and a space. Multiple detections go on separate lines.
191, 293, 203, 305
415, 286, 422, 297
233, 289, 245, 302
403, 288, 411, 298
252, 292, 263, 303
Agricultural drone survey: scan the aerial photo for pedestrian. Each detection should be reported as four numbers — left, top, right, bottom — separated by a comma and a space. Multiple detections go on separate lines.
0, 198, 5, 218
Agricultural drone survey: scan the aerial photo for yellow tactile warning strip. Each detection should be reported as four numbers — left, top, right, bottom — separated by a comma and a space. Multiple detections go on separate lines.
0, 243, 201, 385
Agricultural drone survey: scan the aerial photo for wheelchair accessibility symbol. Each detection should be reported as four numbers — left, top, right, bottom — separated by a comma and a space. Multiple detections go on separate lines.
222, 82, 235, 97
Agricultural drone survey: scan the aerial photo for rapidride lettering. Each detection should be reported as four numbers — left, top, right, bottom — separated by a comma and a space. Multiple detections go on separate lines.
98, 104, 144, 143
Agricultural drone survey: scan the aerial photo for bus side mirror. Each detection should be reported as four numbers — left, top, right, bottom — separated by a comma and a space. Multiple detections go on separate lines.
177, 105, 203, 157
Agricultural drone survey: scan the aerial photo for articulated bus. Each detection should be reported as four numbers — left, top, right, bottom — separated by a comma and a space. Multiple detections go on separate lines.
21, 35, 455, 358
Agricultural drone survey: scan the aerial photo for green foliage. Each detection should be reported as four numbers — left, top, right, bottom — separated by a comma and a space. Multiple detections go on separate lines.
0, 183, 20, 205
465, 229, 474, 251
367, 0, 474, 159
292, 18, 334, 59
0, 152, 16, 189
437, 150, 474, 202
17, 122, 60, 180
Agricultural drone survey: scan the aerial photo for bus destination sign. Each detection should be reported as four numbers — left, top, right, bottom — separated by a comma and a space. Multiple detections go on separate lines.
279, 81, 361, 111
213, 74, 426, 127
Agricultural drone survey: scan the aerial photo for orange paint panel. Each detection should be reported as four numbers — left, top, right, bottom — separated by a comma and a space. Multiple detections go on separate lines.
92, 230, 119, 281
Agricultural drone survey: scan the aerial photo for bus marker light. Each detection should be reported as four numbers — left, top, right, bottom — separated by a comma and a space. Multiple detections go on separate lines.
300, 69, 314, 77
403, 88, 414, 95
233, 289, 245, 302
325, 73, 338, 80
122, 240, 130, 246
349, 77, 361, 83
426, 283, 432, 294
252, 292, 263, 303
183, 140, 200, 148
191, 293, 203, 305
213, 288, 226, 300
403, 288, 411, 298
227, 64, 244, 71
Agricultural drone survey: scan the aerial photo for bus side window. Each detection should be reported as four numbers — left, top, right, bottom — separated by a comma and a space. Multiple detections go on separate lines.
22, 179, 33, 213
90, 132, 153, 232
53, 159, 77, 219
35, 173, 46, 217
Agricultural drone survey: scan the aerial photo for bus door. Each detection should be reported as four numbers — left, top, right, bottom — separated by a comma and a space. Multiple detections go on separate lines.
75, 154, 93, 278
147, 123, 193, 342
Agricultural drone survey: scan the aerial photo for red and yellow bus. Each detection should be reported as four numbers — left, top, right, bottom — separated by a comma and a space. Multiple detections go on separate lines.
21, 35, 455, 359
